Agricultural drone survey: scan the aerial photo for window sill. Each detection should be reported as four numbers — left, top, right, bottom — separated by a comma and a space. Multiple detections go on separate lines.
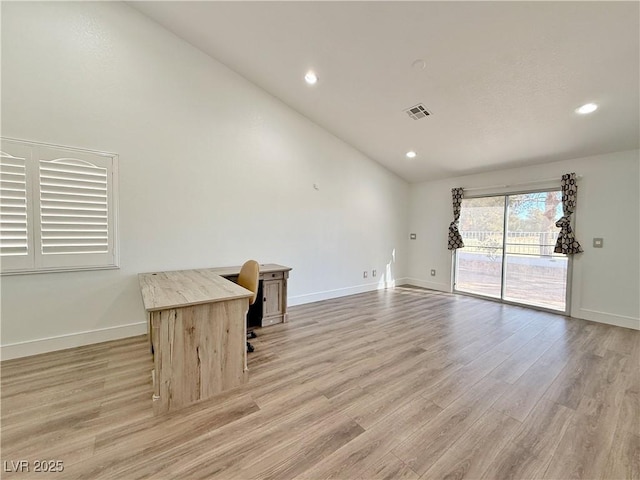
1, 264, 120, 276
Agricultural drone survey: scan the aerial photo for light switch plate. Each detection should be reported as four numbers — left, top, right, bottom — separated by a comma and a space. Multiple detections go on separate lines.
593, 238, 604, 248
410, 233, 417, 240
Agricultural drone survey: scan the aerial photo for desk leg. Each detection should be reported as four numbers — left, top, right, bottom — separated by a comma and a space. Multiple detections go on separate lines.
147, 312, 153, 355
244, 307, 249, 372
150, 311, 161, 414
283, 272, 289, 322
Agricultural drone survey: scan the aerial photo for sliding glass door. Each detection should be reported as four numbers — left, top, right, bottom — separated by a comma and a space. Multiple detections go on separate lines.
454, 190, 569, 313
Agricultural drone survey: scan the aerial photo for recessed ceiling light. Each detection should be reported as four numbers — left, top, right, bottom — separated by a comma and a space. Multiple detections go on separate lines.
304, 71, 318, 85
406, 151, 417, 159
576, 103, 598, 114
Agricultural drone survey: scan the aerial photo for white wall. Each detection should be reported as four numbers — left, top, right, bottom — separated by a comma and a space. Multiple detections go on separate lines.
0, 2, 409, 359
408, 150, 640, 330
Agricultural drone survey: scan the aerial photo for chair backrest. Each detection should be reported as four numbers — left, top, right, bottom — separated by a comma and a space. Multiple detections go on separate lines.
237, 260, 260, 305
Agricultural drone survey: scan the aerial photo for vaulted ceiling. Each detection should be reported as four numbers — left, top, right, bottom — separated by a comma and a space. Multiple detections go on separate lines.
132, 1, 640, 183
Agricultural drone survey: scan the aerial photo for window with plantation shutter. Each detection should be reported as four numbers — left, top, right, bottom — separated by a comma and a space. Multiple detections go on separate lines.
0, 138, 118, 274
40, 159, 109, 254
1, 146, 33, 271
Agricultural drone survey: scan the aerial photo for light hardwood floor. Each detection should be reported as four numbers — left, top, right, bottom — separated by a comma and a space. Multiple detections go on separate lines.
2, 287, 639, 479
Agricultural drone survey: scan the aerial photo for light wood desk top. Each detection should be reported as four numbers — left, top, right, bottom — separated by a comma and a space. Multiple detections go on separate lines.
138, 269, 253, 312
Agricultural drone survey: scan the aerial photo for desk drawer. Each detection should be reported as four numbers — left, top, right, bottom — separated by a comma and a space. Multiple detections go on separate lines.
262, 271, 284, 280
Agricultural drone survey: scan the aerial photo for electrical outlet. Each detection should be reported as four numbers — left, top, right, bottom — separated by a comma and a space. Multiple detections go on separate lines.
593, 238, 604, 248
363, 271, 368, 278
410, 233, 417, 240
372, 269, 377, 277
430, 269, 436, 276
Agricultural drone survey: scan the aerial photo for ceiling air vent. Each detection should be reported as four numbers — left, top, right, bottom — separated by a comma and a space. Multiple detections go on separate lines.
405, 104, 431, 120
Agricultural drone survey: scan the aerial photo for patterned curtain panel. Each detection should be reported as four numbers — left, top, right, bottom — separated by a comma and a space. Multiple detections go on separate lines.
554, 173, 584, 255
448, 188, 465, 250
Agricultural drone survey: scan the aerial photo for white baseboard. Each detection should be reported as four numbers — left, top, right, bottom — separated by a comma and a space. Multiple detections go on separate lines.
289, 278, 409, 306
403, 277, 451, 293
575, 308, 640, 331
1, 279, 406, 360
0, 322, 147, 361
401, 281, 639, 331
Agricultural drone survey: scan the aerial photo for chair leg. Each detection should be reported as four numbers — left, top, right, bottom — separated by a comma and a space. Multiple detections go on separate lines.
247, 342, 254, 353
248, 331, 257, 339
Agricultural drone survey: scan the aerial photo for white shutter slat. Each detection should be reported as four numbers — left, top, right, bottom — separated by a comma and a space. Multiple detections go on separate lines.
40, 195, 107, 207
40, 167, 107, 180
2, 174, 26, 183
1, 190, 27, 200
42, 217, 107, 223
1, 214, 28, 221
0, 155, 28, 257
42, 209, 107, 217
40, 161, 107, 176
42, 235, 107, 241
2, 222, 28, 233
1, 209, 27, 217
1, 180, 28, 191
43, 247, 107, 255
42, 223, 106, 231
2, 196, 27, 205
41, 185, 106, 197
39, 159, 109, 255
41, 178, 106, 186
1, 246, 29, 256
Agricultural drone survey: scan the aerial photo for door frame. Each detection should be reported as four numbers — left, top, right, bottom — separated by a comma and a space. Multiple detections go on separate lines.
452, 188, 572, 316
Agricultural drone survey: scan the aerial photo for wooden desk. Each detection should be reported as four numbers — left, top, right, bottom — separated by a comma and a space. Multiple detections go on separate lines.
209, 263, 292, 327
138, 269, 253, 414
